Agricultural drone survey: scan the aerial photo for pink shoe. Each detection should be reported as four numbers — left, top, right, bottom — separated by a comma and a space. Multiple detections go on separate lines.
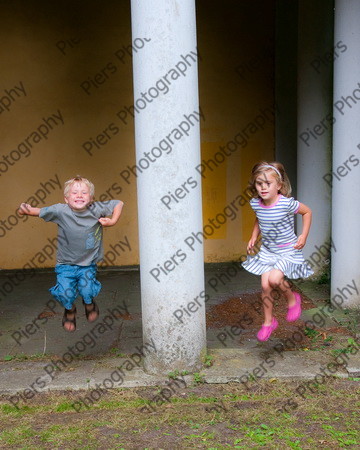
257, 317, 278, 342
287, 292, 302, 322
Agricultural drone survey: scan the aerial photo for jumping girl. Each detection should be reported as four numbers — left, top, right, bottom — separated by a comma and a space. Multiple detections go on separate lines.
242, 161, 313, 341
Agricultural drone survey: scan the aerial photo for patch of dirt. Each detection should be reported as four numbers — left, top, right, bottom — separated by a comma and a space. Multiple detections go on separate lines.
108, 312, 139, 321
38, 310, 56, 319
206, 291, 315, 329
206, 290, 353, 349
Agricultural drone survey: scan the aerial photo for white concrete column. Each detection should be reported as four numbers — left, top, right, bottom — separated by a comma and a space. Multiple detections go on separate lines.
275, 0, 297, 188
297, 0, 333, 275
331, 0, 360, 308
130, 0, 206, 373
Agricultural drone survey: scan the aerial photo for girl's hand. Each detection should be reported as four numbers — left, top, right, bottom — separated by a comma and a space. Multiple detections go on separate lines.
294, 234, 306, 249
247, 237, 257, 254
98, 217, 115, 227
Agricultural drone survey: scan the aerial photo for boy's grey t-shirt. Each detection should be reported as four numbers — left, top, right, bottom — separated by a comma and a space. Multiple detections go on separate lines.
39, 200, 120, 266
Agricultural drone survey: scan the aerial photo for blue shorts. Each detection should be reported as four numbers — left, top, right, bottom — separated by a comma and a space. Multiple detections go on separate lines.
50, 264, 101, 310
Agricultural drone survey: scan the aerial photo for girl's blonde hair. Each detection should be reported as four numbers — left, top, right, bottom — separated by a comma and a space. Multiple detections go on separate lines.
64, 175, 95, 198
248, 161, 292, 198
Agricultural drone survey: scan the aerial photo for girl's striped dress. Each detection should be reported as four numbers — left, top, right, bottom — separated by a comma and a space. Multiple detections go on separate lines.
242, 195, 314, 279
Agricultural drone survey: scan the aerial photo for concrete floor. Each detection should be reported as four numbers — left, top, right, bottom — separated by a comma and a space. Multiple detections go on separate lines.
0, 265, 359, 398
0, 264, 264, 358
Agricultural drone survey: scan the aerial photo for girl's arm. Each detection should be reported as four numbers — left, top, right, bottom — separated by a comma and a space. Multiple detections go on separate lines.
18, 203, 41, 216
294, 202, 312, 249
98, 201, 124, 227
247, 217, 260, 254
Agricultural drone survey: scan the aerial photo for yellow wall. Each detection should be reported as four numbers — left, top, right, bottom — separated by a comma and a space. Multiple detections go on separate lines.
197, 0, 275, 261
0, 0, 274, 270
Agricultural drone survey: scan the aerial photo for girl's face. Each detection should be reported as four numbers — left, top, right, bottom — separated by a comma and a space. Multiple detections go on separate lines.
65, 182, 92, 211
255, 171, 282, 205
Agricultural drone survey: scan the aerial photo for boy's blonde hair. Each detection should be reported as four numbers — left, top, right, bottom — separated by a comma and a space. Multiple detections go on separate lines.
64, 176, 95, 198
248, 161, 292, 198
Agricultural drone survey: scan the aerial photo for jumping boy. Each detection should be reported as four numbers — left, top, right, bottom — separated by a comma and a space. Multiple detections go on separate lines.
18, 176, 124, 332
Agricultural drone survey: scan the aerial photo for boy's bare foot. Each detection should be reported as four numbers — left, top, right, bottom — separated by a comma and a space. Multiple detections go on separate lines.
62, 307, 77, 332
83, 301, 99, 322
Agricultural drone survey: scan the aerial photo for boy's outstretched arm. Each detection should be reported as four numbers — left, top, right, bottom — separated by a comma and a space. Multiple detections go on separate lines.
18, 203, 41, 217
99, 201, 124, 227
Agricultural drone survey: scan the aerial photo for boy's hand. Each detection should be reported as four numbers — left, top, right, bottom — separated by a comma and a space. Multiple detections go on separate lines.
18, 203, 41, 216
18, 203, 31, 215
99, 201, 124, 227
98, 217, 115, 227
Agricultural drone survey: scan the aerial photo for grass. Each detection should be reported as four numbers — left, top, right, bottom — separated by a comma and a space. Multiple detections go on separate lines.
3, 353, 46, 362
192, 372, 206, 385
303, 327, 321, 340
3, 348, 133, 363
203, 354, 214, 367
167, 369, 189, 380
0, 378, 358, 448
316, 268, 330, 285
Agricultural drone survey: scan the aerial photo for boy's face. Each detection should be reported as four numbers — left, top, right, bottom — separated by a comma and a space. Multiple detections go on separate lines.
65, 182, 92, 211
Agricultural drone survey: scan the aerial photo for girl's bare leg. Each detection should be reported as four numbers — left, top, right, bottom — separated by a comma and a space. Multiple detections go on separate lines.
261, 271, 274, 325
268, 269, 296, 307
